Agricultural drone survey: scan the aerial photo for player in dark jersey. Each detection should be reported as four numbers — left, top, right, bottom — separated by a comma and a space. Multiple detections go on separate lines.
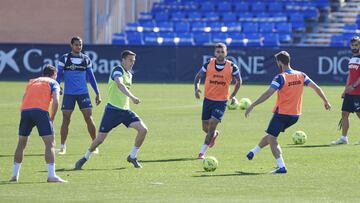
332, 36, 360, 145
56, 36, 101, 154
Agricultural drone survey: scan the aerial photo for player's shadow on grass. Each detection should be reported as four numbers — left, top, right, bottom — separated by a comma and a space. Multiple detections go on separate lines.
193, 171, 265, 177
38, 167, 126, 173
285, 144, 332, 148
0, 154, 43, 158
0, 181, 46, 185
140, 158, 197, 163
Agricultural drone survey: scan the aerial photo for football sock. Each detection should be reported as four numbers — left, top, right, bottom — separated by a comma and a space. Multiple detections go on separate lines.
276, 156, 286, 168
12, 162, 21, 178
341, 135, 348, 141
199, 144, 209, 154
250, 145, 261, 154
84, 149, 92, 160
48, 163, 56, 178
61, 144, 66, 149
130, 147, 139, 159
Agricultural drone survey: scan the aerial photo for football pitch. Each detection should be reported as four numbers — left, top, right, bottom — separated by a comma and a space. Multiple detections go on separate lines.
0, 81, 359, 203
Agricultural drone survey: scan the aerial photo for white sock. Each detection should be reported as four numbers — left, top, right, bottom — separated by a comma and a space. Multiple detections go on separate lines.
199, 144, 209, 154
250, 145, 261, 154
130, 147, 139, 159
341, 135, 348, 141
84, 149, 92, 160
47, 163, 56, 178
61, 144, 66, 149
12, 162, 21, 178
276, 156, 286, 168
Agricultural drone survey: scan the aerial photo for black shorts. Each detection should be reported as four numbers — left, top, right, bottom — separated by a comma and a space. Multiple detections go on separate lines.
266, 114, 299, 137
341, 94, 360, 113
19, 109, 53, 136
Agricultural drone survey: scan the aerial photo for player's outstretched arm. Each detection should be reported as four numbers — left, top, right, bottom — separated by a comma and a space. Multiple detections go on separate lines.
50, 91, 60, 121
245, 87, 276, 117
230, 75, 242, 100
194, 70, 203, 99
308, 82, 331, 110
114, 76, 140, 104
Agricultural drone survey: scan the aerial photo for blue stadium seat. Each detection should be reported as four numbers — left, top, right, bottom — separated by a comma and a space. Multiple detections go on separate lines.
125, 22, 139, 32
201, 1, 215, 12
194, 32, 211, 45
234, 2, 250, 12
112, 33, 126, 45
191, 22, 207, 32
276, 23, 292, 34
303, 8, 319, 20
140, 21, 156, 32
268, 2, 283, 13
242, 22, 258, 33
143, 32, 159, 45
245, 33, 262, 47
279, 34, 292, 43
187, 11, 202, 21
228, 33, 245, 46
330, 35, 345, 47
222, 13, 237, 22
251, 2, 266, 12
154, 12, 169, 22
171, 11, 186, 21
176, 33, 194, 46
175, 22, 190, 33
182, 1, 199, 11
212, 32, 228, 43
158, 22, 174, 32
126, 32, 143, 45
204, 12, 220, 22
259, 23, 275, 33
208, 22, 224, 32
263, 33, 280, 47
217, 2, 232, 12
238, 13, 254, 22
225, 22, 242, 33
159, 32, 176, 45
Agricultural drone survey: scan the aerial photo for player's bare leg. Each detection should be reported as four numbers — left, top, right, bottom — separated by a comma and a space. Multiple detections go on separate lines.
127, 121, 148, 168
42, 135, 66, 183
58, 110, 73, 154
198, 118, 219, 159
75, 132, 108, 170
10, 136, 28, 182
81, 108, 98, 154
331, 111, 350, 145
267, 134, 287, 174
246, 134, 269, 160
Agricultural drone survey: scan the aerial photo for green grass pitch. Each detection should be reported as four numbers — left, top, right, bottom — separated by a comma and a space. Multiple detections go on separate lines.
0, 81, 360, 202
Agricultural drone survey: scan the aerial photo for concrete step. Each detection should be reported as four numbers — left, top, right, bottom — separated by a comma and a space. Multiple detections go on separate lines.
318, 27, 343, 33
331, 12, 358, 18
305, 33, 333, 38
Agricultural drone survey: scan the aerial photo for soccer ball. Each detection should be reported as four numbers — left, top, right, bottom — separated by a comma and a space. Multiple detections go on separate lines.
292, 130, 307, 144
227, 98, 239, 110
203, 156, 218, 172
239, 98, 252, 110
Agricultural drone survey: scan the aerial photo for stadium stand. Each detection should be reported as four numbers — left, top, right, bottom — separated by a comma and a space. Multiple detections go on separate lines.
112, 0, 359, 47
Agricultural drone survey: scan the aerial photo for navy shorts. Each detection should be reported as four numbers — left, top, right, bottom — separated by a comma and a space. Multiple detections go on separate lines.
341, 94, 360, 113
61, 94, 93, 110
202, 98, 227, 121
19, 109, 54, 136
99, 106, 141, 133
266, 114, 299, 137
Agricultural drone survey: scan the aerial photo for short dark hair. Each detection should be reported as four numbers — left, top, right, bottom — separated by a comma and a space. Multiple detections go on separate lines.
275, 51, 291, 65
71, 36, 82, 44
121, 50, 136, 59
215, 43, 227, 50
42, 64, 57, 77
350, 36, 360, 43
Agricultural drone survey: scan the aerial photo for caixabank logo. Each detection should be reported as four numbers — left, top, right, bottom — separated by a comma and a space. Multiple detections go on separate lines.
0, 48, 20, 74
0, 46, 121, 79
